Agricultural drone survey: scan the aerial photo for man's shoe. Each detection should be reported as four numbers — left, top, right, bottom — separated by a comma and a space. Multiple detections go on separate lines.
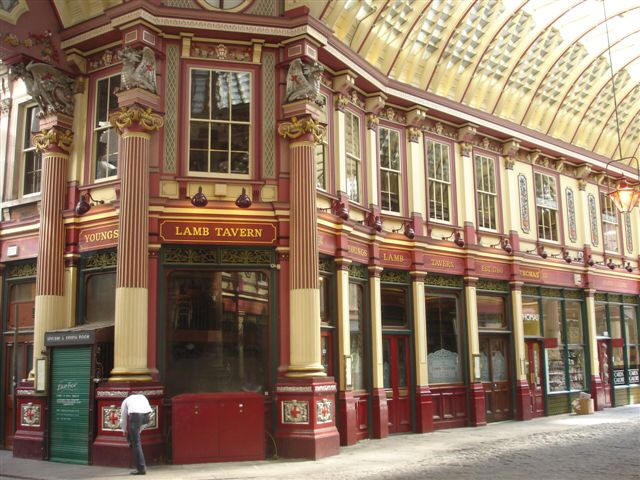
130, 471, 146, 475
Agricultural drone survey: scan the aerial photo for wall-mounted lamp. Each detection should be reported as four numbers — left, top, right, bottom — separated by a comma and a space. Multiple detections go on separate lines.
74, 192, 104, 216
442, 230, 465, 248
607, 258, 616, 270
187, 186, 208, 207
331, 199, 349, 220
392, 221, 416, 240
235, 187, 252, 208
489, 237, 512, 254
586, 255, 595, 267
525, 243, 547, 259
366, 213, 383, 232
624, 262, 633, 273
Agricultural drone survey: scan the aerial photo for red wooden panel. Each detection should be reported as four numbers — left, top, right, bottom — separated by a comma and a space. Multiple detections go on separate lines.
354, 393, 369, 440
430, 385, 467, 429
219, 396, 264, 460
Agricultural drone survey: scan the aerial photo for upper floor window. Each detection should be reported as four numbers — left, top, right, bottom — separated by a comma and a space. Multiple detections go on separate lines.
600, 193, 619, 252
345, 110, 361, 203
474, 153, 498, 231
189, 69, 250, 176
316, 94, 329, 190
379, 127, 401, 213
22, 105, 41, 195
94, 74, 120, 180
535, 172, 559, 241
427, 139, 451, 222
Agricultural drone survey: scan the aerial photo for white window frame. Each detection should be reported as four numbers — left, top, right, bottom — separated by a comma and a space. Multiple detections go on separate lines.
315, 93, 329, 191
187, 67, 252, 179
600, 192, 620, 253
474, 153, 498, 231
426, 139, 452, 223
93, 74, 120, 182
345, 110, 361, 203
378, 126, 401, 213
534, 172, 559, 242
20, 103, 41, 197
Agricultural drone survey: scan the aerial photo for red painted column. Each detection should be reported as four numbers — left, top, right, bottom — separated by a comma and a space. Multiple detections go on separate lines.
14, 117, 73, 460
275, 104, 340, 459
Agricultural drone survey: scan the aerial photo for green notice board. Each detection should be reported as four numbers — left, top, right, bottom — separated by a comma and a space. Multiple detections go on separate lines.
49, 347, 91, 464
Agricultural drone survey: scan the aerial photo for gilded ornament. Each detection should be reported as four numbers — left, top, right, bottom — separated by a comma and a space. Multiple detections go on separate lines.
335, 94, 349, 112
109, 106, 164, 134
348, 263, 369, 280
7, 262, 37, 278
33, 127, 73, 153
408, 127, 421, 143
366, 113, 379, 131
278, 116, 325, 143
381, 270, 409, 284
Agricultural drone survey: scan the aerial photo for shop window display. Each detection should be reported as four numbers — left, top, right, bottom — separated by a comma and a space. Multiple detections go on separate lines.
85, 272, 115, 324
426, 296, 462, 384
349, 282, 365, 391
166, 270, 269, 396
598, 300, 640, 386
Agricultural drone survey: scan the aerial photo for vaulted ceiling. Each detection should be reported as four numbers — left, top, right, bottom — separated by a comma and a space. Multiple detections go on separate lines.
300, 0, 640, 166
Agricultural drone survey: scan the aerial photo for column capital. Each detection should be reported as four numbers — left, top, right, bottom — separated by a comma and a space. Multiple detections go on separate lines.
368, 265, 383, 277
109, 105, 163, 134
278, 115, 325, 144
463, 276, 478, 287
335, 257, 352, 270
584, 288, 596, 297
509, 281, 524, 291
408, 127, 421, 143
409, 270, 426, 282
33, 126, 73, 154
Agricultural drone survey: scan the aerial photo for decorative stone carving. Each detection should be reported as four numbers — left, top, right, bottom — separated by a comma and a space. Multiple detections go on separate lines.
0, 98, 11, 116
21, 403, 41, 427
460, 142, 472, 157
335, 93, 349, 112
457, 124, 477, 143
316, 399, 332, 424
588, 193, 599, 246
88, 47, 123, 71
282, 400, 309, 424
566, 188, 577, 243
109, 106, 163, 133
119, 46, 157, 93
191, 43, 251, 61
284, 58, 324, 106
518, 174, 530, 234
277, 116, 325, 143
33, 127, 73, 153
624, 213, 633, 254
11, 62, 75, 116
504, 157, 515, 170
366, 113, 379, 131
408, 127, 421, 143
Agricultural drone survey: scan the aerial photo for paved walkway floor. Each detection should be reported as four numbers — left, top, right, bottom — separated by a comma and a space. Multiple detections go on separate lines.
1, 405, 638, 480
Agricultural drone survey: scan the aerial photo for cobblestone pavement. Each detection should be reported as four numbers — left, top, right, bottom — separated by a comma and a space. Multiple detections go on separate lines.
1, 405, 638, 480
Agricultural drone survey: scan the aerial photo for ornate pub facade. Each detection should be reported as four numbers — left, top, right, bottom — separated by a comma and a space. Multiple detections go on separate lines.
0, 0, 639, 466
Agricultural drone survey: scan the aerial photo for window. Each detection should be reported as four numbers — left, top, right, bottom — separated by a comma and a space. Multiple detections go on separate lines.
85, 272, 115, 324
624, 306, 639, 384
426, 296, 462, 384
379, 127, 401, 212
477, 295, 507, 330
600, 193, 619, 252
600, 300, 639, 385
474, 154, 498, 230
94, 75, 120, 180
345, 110, 361, 203
8, 281, 35, 330
349, 282, 365, 390
316, 94, 329, 190
166, 270, 269, 396
381, 286, 407, 328
320, 273, 335, 376
535, 172, 559, 241
189, 69, 251, 175
22, 105, 41, 195
522, 298, 541, 336
427, 139, 452, 222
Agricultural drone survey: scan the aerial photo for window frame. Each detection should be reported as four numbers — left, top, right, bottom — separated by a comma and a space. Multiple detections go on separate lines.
599, 191, 621, 254
473, 149, 501, 233
425, 291, 465, 385
377, 124, 404, 214
344, 107, 365, 205
92, 73, 121, 182
315, 91, 332, 192
425, 134, 456, 225
19, 103, 42, 198
185, 63, 256, 179
533, 170, 561, 243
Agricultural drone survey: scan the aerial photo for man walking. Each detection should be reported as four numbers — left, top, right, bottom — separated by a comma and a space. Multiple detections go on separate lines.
120, 393, 153, 475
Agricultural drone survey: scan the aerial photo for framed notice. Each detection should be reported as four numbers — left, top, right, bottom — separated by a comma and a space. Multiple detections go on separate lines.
35, 358, 47, 393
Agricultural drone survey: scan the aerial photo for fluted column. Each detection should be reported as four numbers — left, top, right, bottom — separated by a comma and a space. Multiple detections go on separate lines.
109, 105, 163, 381
32, 124, 73, 372
278, 114, 325, 376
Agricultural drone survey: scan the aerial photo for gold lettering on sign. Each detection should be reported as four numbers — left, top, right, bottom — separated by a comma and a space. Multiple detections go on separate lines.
348, 245, 368, 258
214, 227, 263, 238
82, 229, 119, 243
521, 269, 540, 279
383, 252, 405, 262
480, 264, 504, 274
431, 258, 455, 268
175, 226, 210, 236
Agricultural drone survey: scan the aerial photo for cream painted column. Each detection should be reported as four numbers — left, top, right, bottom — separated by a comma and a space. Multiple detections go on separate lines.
68, 78, 88, 183
501, 140, 521, 233
335, 258, 352, 388
585, 290, 600, 377
31, 122, 73, 371
464, 278, 480, 382
411, 272, 428, 386
63, 255, 79, 329
406, 130, 426, 218
278, 113, 325, 376
510, 282, 526, 381
365, 114, 378, 208
458, 143, 477, 227
109, 104, 163, 381
369, 266, 384, 389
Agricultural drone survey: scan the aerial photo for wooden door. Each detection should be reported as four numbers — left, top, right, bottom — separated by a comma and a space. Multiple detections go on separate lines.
480, 335, 512, 422
525, 340, 544, 417
321, 330, 333, 377
383, 335, 411, 434
597, 340, 612, 408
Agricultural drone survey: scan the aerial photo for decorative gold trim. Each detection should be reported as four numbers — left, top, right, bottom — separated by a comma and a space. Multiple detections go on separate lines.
33, 128, 73, 154
109, 106, 164, 134
278, 116, 325, 143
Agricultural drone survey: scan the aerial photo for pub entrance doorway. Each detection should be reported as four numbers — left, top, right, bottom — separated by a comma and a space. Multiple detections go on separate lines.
597, 339, 612, 408
479, 334, 512, 422
382, 334, 411, 434
525, 339, 544, 418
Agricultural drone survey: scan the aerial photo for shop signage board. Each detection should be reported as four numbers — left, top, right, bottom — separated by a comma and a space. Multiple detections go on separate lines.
45, 331, 96, 346
590, 275, 640, 294
78, 224, 119, 251
318, 231, 336, 255
379, 248, 411, 269
426, 255, 464, 275
476, 260, 508, 279
0, 235, 38, 261
49, 347, 91, 464
160, 221, 277, 245
346, 241, 370, 264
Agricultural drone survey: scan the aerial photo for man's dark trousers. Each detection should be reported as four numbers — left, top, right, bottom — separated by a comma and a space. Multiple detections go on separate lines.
127, 412, 147, 473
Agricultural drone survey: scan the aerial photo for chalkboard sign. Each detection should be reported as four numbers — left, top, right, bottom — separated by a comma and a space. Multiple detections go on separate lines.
629, 369, 639, 384
613, 369, 626, 386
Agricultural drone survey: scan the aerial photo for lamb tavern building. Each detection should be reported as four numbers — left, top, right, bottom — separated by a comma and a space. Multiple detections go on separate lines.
0, 0, 639, 466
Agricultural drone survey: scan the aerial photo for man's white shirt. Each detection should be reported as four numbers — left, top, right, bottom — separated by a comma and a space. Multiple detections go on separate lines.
120, 394, 153, 433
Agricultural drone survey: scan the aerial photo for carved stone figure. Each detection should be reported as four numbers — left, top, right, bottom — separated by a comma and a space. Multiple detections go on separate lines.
119, 46, 157, 93
11, 62, 75, 117
284, 58, 325, 106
